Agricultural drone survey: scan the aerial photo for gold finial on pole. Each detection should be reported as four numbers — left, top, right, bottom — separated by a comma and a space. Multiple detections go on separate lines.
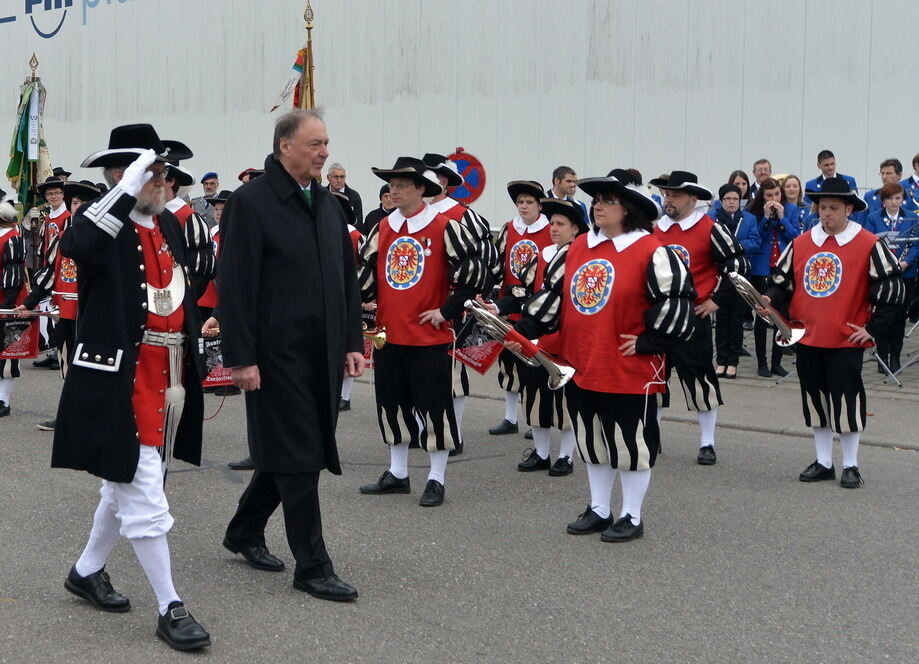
304, 0, 313, 26
299, 1, 316, 109
28, 53, 39, 80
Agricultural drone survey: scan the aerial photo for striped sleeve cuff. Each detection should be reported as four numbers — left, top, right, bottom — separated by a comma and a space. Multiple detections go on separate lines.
83, 184, 136, 238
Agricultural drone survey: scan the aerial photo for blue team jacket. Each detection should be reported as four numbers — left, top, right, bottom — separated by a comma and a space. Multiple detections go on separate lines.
747, 203, 800, 276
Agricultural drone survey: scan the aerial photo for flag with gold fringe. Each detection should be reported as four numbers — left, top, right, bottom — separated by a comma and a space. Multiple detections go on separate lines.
6, 67, 53, 210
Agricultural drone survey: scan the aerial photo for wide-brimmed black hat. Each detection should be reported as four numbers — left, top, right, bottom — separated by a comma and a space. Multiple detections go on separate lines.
507, 180, 545, 204
422, 153, 464, 188
36, 176, 66, 194
805, 176, 867, 212
606, 169, 637, 185
63, 179, 100, 202
540, 198, 589, 235
372, 156, 443, 197
52, 166, 72, 178
649, 170, 712, 201
204, 189, 233, 205
81, 124, 193, 168
247, 169, 264, 180
166, 165, 194, 187
578, 176, 661, 221
331, 190, 354, 218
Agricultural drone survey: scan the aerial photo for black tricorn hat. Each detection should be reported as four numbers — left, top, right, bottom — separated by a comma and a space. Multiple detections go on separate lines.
52, 166, 72, 177
81, 124, 193, 168
539, 198, 589, 235
422, 153, 464, 188
36, 175, 66, 194
804, 176, 867, 212
247, 169, 264, 180
204, 189, 233, 205
649, 170, 713, 201
63, 179, 100, 202
578, 176, 662, 221
166, 165, 195, 187
507, 180, 545, 204
372, 156, 443, 198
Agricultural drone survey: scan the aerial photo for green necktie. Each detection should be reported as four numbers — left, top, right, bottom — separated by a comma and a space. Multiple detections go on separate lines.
302, 186, 313, 207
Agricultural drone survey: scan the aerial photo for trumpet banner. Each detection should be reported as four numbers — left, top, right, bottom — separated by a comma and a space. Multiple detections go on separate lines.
0, 318, 40, 359
448, 314, 503, 375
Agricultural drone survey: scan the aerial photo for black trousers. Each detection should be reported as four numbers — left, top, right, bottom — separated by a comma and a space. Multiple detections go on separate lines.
713, 289, 746, 366
877, 276, 916, 360
53, 317, 76, 378
225, 470, 333, 582
751, 276, 784, 368
667, 315, 723, 412
795, 344, 865, 433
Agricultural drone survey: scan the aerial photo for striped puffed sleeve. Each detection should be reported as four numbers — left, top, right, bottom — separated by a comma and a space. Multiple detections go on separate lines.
765, 242, 796, 312
710, 220, 749, 307
635, 245, 697, 354
463, 207, 500, 278
357, 222, 380, 303
183, 211, 216, 298
492, 223, 509, 283
441, 219, 488, 320
513, 243, 569, 339
1, 234, 25, 307
866, 238, 905, 338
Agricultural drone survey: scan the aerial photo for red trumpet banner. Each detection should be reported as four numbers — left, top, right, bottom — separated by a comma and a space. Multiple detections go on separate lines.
201, 336, 234, 387
0, 318, 40, 359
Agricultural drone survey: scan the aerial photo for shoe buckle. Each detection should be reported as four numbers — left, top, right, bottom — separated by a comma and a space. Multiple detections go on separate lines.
169, 606, 189, 620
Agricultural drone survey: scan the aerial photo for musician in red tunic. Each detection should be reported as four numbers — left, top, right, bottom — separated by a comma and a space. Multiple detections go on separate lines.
490, 180, 553, 436
649, 170, 748, 466
357, 157, 487, 507
765, 177, 904, 489
513, 174, 696, 541
0, 198, 27, 416
32, 176, 70, 369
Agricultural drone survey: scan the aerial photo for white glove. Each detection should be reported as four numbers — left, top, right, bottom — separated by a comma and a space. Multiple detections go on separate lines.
119, 149, 157, 197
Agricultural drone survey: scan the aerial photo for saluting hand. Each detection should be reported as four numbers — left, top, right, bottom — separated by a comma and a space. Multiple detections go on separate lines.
232, 365, 261, 391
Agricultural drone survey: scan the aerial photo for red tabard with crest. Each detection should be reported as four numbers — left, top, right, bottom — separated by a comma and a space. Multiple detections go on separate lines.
789, 228, 875, 348
376, 210, 453, 346
560, 233, 666, 394
502, 221, 553, 320
653, 215, 717, 304
52, 226, 79, 320
42, 209, 70, 266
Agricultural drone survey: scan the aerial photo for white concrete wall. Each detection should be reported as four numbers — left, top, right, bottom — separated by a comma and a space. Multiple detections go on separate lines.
2, 0, 918, 225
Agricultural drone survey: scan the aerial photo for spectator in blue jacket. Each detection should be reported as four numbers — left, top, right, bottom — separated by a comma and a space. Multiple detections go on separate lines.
899, 152, 919, 213
780, 175, 810, 233
713, 184, 761, 378
861, 158, 903, 218
746, 178, 799, 377
804, 149, 858, 205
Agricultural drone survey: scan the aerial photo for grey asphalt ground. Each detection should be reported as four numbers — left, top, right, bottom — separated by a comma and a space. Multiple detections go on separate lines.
1, 337, 918, 663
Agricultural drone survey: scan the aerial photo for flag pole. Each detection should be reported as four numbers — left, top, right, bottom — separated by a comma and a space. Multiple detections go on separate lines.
299, 1, 316, 110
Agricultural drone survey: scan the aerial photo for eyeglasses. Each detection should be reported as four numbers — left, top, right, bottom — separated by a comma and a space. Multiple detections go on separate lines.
388, 182, 415, 191
592, 197, 621, 207
148, 168, 169, 181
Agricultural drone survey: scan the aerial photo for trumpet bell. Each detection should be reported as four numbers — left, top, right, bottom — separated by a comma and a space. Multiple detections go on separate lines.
362, 323, 387, 350
776, 327, 805, 347
549, 363, 576, 390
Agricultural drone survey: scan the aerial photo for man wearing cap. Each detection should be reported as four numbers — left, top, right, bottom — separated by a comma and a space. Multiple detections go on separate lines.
765, 177, 904, 489
422, 152, 500, 454
219, 109, 364, 602
490, 180, 553, 436
357, 156, 487, 507
360, 184, 394, 235
649, 170, 748, 466
547, 166, 590, 227
52, 124, 210, 649
325, 162, 363, 227
191, 172, 219, 228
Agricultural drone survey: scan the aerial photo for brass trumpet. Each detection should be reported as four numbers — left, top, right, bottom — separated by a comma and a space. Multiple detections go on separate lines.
362, 323, 387, 349
0, 308, 60, 322
464, 299, 575, 390
727, 272, 804, 347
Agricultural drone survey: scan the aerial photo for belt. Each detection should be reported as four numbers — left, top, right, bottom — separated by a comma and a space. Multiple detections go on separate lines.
141, 330, 186, 348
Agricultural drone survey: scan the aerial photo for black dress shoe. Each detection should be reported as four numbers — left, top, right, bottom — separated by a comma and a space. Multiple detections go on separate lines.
566, 506, 614, 535
839, 466, 864, 489
548, 456, 573, 476
0, 401, 9, 417
156, 602, 211, 650
64, 566, 130, 613
697, 445, 717, 465
517, 448, 550, 472
757, 364, 771, 377
222, 537, 285, 572
33, 355, 60, 370
448, 438, 464, 457
214, 384, 241, 396
359, 470, 410, 495
488, 419, 518, 435
227, 456, 254, 470
338, 398, 351, 411
419, 479, 445, 506
202, 385, 217, 394
600, 514, 644, 542
36, 419, 56, 431
799, 460, 835, 482
770, 364, 789, 377
889, 356, 901, 373
293, 574, 358, 602
524, 427, 534, 440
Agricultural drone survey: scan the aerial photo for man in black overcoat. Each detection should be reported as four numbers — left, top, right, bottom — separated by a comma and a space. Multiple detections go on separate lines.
219, 109, 364, 602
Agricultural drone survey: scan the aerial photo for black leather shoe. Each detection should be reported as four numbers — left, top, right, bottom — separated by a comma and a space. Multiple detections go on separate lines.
566, 506, 614, 535
156, 602, 211, 650
338, 398, 351, 411
488, 419, 518, 435
799, 460, 835, 482
548, 456, 573, 476
0, 401, 9, 417
222, 537, 285, 572
600, 514, 644, 542
839, 466, 864, 489
36, 419, 56, 431
419, 479, 445, 506
64, 566, 130, 613
33, 355, 60, 370
448, 438, 464, 457
214, 385, 241, 396
697, 445, 717, 465
771, 364, 789, 377
523, 428, 534, 440
889, 356, 901, 373
757, 364, 770, 377
227, 456, 254, 470
293, 574, 358, 602
359, 470, 410, 495
517, 448, 550, 472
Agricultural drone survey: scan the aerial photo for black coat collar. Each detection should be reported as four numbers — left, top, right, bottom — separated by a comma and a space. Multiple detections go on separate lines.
263, 154, 317, 208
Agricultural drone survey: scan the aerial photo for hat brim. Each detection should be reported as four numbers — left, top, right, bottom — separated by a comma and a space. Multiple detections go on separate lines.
167, 166, 194, 187
648, 179, 713, 201
540, 199, 589, 235
80, 148, 179, 169
507, 182, 544, 204
204, 196, 228, 205
35, 180, 66, 194
578, 177, 661, 221
160, 140, 193, 164
372, 167, 443, 198
434, 165, 464, 188
63, 181, 100, 201
804, 189, 867, 212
